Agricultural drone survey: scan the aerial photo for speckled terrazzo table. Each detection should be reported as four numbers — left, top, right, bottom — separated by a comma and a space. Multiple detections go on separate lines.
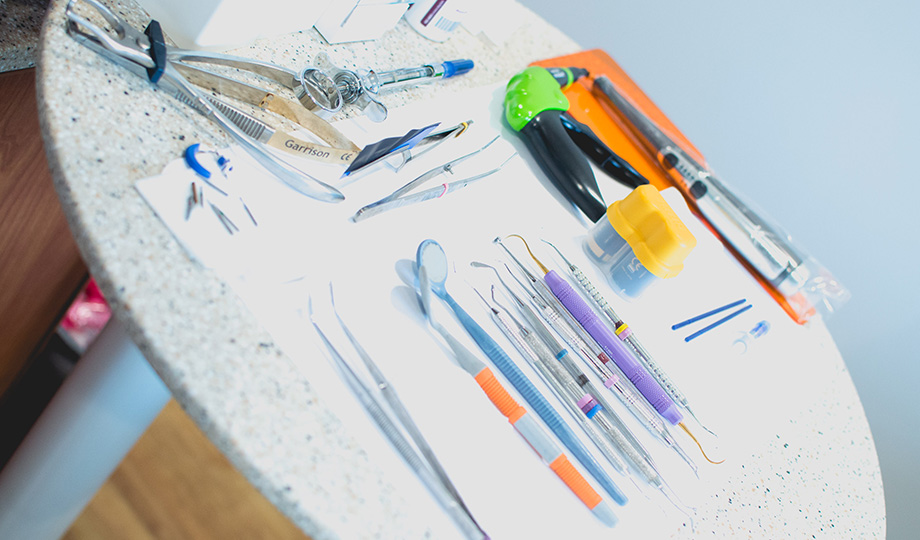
0, 0, 49, 71
35, 0, 885, 538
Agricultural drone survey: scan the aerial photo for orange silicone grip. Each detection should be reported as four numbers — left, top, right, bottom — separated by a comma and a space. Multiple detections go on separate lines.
549, 454, 602, 509
474, 367, 526, 423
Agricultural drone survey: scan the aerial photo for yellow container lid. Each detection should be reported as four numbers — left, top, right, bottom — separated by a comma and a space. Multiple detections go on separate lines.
606, 185, 697, 278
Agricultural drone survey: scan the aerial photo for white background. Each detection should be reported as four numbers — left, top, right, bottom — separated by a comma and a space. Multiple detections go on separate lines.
139, 85, 849, 538
519, 1, 920, 537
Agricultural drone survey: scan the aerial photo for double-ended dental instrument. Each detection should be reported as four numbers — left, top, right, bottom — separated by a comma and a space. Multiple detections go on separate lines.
416, 240, 628, 507
415, 268, 618, 527
498, 235, 722, 465
473, 285, 689, 514
543, 239, 717, 436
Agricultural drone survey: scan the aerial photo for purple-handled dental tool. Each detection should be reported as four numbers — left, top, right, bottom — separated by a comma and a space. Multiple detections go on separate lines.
505, 235, 723, 465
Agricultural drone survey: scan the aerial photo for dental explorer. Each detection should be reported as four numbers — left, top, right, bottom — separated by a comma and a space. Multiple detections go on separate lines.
542, 239, 717, 437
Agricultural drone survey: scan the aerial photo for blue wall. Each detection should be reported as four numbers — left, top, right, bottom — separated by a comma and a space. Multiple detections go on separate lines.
520, 0, 919, 537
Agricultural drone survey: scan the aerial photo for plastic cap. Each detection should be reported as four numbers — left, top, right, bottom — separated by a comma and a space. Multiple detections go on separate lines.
503, 67, 570, 132
442, 59, 474, 78
606, 185, 696, 278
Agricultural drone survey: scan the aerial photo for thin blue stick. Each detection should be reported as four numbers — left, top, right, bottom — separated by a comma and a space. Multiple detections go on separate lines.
671, 298, 747, 330
684, 304, 753, 342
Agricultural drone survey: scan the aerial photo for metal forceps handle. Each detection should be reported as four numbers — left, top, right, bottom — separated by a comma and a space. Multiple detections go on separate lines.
163, 65, 344, 202
65, 0, 155, 69
65, 0, 344, 203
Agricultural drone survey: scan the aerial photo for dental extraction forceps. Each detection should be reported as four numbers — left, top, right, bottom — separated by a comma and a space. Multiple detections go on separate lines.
351, 136, 515, 222
65, 0, 343, 202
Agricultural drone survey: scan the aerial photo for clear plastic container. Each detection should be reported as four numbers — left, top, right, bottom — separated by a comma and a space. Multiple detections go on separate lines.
584, 185, 696, 299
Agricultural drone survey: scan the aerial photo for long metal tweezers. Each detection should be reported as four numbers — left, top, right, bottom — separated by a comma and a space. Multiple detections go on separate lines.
308, 286, 486, 540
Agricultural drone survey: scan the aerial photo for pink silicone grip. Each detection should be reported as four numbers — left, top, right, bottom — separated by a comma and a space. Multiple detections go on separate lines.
545, 271, 683, 425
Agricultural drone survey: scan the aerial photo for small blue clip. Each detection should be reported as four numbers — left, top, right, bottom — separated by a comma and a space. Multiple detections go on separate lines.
184, 144, 231, 196
184, 143, 233, 179
184, 143, 212, 178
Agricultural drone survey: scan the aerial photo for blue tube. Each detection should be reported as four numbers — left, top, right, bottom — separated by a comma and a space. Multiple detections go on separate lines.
441, 59, 474, 78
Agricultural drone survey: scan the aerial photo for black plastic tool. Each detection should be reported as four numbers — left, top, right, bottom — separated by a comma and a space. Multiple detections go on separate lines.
504, 66, 648, 223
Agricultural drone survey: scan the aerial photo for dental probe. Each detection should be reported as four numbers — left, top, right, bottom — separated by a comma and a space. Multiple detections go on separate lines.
542, 239, 717, 437
491, 242, 701, 472
499, 236, 722, 465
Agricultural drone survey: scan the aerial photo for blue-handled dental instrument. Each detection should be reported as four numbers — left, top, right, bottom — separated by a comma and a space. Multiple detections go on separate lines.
416, 239, 628, 506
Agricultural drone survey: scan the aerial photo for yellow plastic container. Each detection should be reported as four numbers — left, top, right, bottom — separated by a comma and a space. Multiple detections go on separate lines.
584, 185, 696, 298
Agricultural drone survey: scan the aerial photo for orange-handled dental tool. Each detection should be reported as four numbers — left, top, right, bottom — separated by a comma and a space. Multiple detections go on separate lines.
417, 267, 618, 527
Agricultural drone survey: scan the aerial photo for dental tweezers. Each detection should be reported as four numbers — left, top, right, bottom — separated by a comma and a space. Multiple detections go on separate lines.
308, 287, 486, 540
351, 136, 515, 222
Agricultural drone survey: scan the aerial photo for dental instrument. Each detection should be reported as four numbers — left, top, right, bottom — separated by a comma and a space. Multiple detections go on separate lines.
470, 286, 633, 480
173, 61, 360, 155
415, 239, 628, 506
472, 261, 698, 475
477, 286, 692, 516
543, 239, 717, 437
309, 287, 485, 540
493, 242, 684, 450
209, 202, 238, 234
352, 137, 515, 222
500, 235, 722, 465
306, 53, 475, 122
503, 66, 649, 222
65, 0, 343, 202
415, 269, 618, 527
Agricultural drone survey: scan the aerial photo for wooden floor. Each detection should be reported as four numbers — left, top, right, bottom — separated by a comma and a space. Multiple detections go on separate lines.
1, 68, 308, 540
64, 400, 310, 540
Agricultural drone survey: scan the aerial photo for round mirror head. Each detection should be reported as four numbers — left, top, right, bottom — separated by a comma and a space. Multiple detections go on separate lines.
416, 240, 448, 285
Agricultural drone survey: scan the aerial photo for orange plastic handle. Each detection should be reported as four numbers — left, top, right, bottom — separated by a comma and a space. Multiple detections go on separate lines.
549, 454, 602, 509
474, 367, 527, 424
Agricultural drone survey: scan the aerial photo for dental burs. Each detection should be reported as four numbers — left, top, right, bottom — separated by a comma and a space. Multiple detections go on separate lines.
308, 286, 485, 539
494, 236, 721, 466
543, 239, 717, 437
307, 53, 475, 122
352, 137, 516, 222
415, 268, 618, 527
66, 0, 343, 202
416, 240, 628, 507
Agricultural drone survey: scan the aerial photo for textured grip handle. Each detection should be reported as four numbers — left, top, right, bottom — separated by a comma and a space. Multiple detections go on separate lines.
546, 271, 683, 425
444, 293, 626, 504
474, 367, 525, 422
445, 295, 553, 413
549, 454, 602, 509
